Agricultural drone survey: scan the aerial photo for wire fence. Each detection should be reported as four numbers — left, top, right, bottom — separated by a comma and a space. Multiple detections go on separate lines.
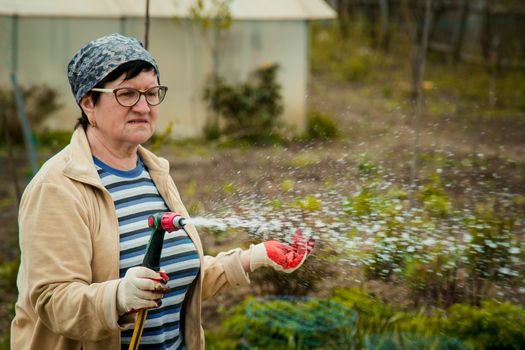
243, 296, 472, 350
243, 296, 358, 349
364, 332, 472, 350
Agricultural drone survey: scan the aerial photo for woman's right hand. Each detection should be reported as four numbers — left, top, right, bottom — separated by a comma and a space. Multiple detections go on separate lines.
116, 266, 169, 316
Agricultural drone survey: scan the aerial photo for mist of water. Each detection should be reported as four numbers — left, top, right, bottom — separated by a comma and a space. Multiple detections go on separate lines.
177, 150, 525, 300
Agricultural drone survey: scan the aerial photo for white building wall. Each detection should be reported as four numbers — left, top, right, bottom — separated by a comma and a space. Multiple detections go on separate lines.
0, 16, 308, 138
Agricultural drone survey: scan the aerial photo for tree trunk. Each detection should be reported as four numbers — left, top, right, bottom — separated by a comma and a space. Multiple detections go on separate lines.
379, 0, 391, 52
399, 0, 414, 41
409, 0, 433, 203
453, 0, 470, 63
365, 2, 378, 48
338, 0, 351, 38
480, 0, 492, 62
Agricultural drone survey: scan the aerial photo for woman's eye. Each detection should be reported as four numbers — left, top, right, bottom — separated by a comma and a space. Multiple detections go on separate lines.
118, 90, 136, 98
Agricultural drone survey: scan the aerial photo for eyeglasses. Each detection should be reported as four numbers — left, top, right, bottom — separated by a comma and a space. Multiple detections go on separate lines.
91, 86, 168, 107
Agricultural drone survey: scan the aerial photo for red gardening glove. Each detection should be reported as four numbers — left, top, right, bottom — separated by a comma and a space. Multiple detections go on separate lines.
249, 229, 315, 273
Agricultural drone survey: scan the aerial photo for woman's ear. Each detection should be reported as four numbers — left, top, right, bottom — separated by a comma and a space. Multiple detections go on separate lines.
80, 95, 95, 118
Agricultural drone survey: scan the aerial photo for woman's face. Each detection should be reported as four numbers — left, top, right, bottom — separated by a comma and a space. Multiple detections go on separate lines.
91, 69, 159, 149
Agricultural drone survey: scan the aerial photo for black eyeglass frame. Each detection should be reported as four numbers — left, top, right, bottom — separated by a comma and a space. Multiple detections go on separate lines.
90, 86, 168, 107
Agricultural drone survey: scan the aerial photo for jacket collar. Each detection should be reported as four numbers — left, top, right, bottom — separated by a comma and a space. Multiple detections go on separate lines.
63, 128, 170, 187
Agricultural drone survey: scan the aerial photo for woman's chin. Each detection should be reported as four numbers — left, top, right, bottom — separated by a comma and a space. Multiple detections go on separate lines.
128, 130, 155, 145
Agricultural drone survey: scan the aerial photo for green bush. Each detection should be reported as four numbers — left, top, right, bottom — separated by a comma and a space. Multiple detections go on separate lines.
0, 259, 18, 291
36, 129, 72, 150
443, 301, 525, 350
461, 199, 521, 304
334, 289, 525, 349
206, 296, 357, 350
0, 259, 18, 350
364, 332, 470, 350
205, 301, 246, 350
206, 289, 525, 350
417, 173, 453, 218
0, 332, 9, 350
338, 52, 373, 82
332, 288, 395, 338
401, 247, 461, 308
244, 297, 357, 349
340, 156, 523, 307
146, 121, 173, 152
0, 85, 61, 145
309, 23, 375, 83
306, 109, 339, 140
204, 63, 284, 143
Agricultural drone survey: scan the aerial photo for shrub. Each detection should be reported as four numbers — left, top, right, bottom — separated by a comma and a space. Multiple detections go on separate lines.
332, 287, 395, 336
0, 85, 61, 145
306, 109, 339, 140
443, 301, 525, 350
205, 301, 246, 350
245, 297, 357, 349
0, 259, 18, 350
338, 52, 373, 82
147, 121, 173, 152
0, 331, 10, 350
364, 332, 470, 350
401, 246, 462, 308
340, 157, 523, 307
206, 296, 357, 350
204, 63, 284, 143
462, 205, 519, 304
206, 289, 525, 350
36, 130, 72, 150
417, 173, 453, 218
0, 259, 18, 291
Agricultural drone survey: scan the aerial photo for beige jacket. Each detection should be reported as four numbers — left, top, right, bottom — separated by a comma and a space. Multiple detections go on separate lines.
11, 128, 251, 350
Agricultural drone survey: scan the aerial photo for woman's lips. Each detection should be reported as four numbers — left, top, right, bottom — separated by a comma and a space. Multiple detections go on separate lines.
128, 119, 149, 124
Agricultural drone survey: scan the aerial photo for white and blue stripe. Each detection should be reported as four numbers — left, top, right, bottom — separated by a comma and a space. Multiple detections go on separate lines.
94, 156, 200, 350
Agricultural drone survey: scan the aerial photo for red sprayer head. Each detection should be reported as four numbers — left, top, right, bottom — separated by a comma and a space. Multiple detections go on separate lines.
160, 212, 187, 232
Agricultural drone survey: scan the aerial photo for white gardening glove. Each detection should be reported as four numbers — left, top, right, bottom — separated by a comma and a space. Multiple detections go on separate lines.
116, 266, 169, 316
250, 229, 315, 273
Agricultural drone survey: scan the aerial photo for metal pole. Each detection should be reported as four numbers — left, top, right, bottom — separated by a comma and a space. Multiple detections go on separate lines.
11, 73, 39, 175
11, 15, 38, 176
144, 0, 150, 49
12, 15, 18, 74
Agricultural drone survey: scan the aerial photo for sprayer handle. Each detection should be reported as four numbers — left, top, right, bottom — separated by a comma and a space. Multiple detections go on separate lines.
143, 213, 166, 271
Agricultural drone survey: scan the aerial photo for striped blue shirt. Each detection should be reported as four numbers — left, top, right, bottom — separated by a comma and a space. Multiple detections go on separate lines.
94, 156, 200, 350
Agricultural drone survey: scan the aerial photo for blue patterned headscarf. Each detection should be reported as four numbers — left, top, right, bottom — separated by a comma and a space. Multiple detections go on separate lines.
67, 33, 160, 104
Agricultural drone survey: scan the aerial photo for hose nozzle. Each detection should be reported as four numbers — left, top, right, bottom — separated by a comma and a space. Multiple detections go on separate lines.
160, 212, 186, 232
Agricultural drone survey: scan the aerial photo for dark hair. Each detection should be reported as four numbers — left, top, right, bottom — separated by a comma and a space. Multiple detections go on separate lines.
74, 60, 156, 130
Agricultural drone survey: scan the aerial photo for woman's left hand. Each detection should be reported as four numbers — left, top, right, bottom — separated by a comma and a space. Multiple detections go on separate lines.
248, 229, 315, 273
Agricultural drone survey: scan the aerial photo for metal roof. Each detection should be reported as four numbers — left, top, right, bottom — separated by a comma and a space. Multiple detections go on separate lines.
0, 0, 336, 20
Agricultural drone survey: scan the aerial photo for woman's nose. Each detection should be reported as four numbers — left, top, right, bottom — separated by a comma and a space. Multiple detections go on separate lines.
132, 94, 151, 113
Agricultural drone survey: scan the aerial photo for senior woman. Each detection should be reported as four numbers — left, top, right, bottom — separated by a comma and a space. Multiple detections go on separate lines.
11, 33, 312, 350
